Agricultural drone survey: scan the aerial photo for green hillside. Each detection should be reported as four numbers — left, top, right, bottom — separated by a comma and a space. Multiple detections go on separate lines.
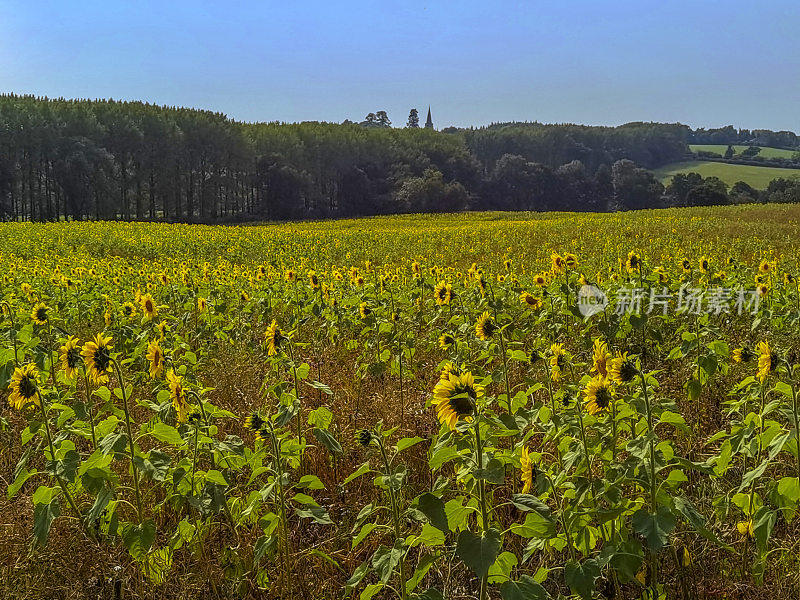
689, 144, 798, 159
653, 160, 800, 189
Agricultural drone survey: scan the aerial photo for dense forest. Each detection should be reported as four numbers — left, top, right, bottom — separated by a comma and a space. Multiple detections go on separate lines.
0, 94, 798, 222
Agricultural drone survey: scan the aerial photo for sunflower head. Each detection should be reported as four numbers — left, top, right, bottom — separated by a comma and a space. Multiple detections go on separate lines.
681, 258, 691, 273
475, 311, 496, 341
8, 364, 40, 410
265, 319, 286, 356
434, 281, 452, 306
121, 302, 136, 318
140, 293, 158, 320
358, 302, 372, 320
625, 251, 641, 273
59, 336, 82, 380
356, 429, 374, 447
584, 376, 615, 415
756, 341, 776, 382
82, 333, 114, 384
431, 371, 483, 430
197, 297, 208, 313
244, 411, 265, 433
591, 338, 611, 377
520, 446, 538, 494
608, 352, 637, 384
167, 369, 189, 423
549, 343, 566, 381
146, 339, 164, 379
30, 302, 50, 325
438, 332, 455, 350
732, 346, 754, 364
520, 292, 542, 310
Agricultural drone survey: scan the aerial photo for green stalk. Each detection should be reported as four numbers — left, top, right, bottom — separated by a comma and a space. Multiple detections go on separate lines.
474, 419, 489, 600
110, 357, 144, 524
378, 438, 407, 600
639, 369, 658, 597
268, 424, 293, 598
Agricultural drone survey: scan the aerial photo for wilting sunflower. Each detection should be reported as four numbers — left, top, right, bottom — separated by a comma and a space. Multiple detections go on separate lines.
591, 338, 611, 377
59, 336, 82, 380
156, 320, 169, 340
520, 446, 536, 494
438, 333, 455, 350
625, 251, 641, 273
520, 292, 542, 310
549, 343, 566, 381
8, 363, 40, 409
30, 302, 49, 325
356, 429, 374, 447
756, 340, 776, 382
197, 297, 208, 313
608, 352, 637, 384
584, 376, 615, 415
431, 371, 483, 430
475, 311, 496, 340
146, 339, 165, 379
732, 346, 754, 363
167, 369, 190, 423
140, 293, 158, 320
434, 281, 453, 306
265, 319, 286, 356
82, 333, 114, 384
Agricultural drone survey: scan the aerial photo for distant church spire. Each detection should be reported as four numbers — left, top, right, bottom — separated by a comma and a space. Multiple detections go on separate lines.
424, 106, 433, 129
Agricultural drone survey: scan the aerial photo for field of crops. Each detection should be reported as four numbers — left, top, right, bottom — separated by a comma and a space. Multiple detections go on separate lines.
2, 206, 800, 600
653, 160, 800, 189
689, 145, 798, 160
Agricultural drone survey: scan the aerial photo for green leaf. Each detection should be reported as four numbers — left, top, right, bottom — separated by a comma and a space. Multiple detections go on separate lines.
777, 476, 800, 504
510, 511, 556, 540
395, 436, 425, 453
372, 545, 403, 583
511, 494, 552, 517
205, 469, 228, 486
7, 467, 37, 499
417, 492, 450, 534
564, 559, 600, 600
632, 508, 676, 551
500, 575, 549, 600
456, 528, 502, 578
294, 505, 333, 525
148, 422, 184, 446
297, 474, 325, 490
312, 427, 342, 455
305, 380, 333, 395
353, 522, 380, 548
342, 461, 372, 486
33, 498, 60, 546
488, 551, 518, 584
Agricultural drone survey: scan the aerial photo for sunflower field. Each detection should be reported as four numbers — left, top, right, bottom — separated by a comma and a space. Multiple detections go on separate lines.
2, 205, 800, 600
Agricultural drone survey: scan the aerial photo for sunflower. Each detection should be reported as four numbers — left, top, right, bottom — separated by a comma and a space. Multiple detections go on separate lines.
167, 369, 190, 423
625, 251, 641, 273
591, 338, 611, 377
677, 545, 692, 567
140, 293, 158, 320
758, 260, 772, 274
30, 302, 49, 325
756, 340, 776, 382
156, 320, 169, 340
608, 352, 637, 384
438, 333, 455, 350
265, 319, 286, 356
584, 376, 615, 415
534, 273, 549, 287
244, 411, 265, 433
549, 343, 566, 381
475, 311, 496, 340
8, 364, 40, 409
121, 302, 137, 318
359, 302, 371, 319
757, 284, 768, 297
356, 429, 374, 447
308, 270, 320, 289
439, 361, 462, 381
681, 258, 691, 274
284, 269, 296, 282
59, 336, 82, 380
82, 333, 114, 384
551, 253, 565, 274
197, 297, 208, 313
520, 292, 542, 310
699, 256, 710, 273
431, 371, 483, 430
434, 281, 452, 306
732, 346, 754, 363
564, 253, 578, 269
520, 446, 536, 494
146, 339, 165, 379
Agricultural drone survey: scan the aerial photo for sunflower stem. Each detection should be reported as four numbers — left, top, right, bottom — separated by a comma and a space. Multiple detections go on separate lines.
110, 357, 144, 524
378, 437, 407, 600
473, 418, 489, 600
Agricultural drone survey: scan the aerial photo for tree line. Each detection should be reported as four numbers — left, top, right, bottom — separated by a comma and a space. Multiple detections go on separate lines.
0, 94, 797, 222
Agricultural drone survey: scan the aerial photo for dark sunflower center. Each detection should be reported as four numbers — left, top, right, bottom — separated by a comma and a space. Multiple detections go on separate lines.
67, 348, 81, 369
620, 361, 637, 382
19, 375, 37, 399
448, 391, 474, 416
482, 320, 496, 336
145, 300, 154, 312
94, 346, 111, 371
36, 307, 48, 321
595, 387, 612, 408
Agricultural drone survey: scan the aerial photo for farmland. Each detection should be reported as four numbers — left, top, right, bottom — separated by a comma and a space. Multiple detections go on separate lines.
689, 145, 798, 159
653, 160, 800, 189
2, 206, 800, 600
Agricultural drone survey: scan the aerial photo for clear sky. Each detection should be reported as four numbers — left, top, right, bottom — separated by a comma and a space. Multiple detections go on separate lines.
2, 0, 799, 131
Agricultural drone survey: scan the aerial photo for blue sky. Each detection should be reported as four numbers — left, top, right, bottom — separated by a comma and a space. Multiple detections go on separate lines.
2, 0, 799, 130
